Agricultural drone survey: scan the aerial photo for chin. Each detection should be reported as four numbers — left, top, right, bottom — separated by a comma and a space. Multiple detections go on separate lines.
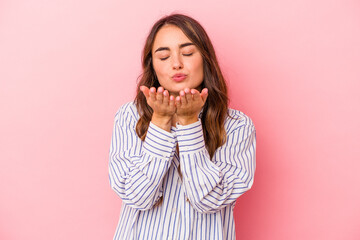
166, 85, 186, 93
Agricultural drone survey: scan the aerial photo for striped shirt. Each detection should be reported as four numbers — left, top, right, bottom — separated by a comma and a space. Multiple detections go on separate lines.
109, 101, 256, 240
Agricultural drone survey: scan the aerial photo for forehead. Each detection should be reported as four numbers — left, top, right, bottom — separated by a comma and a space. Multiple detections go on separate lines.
153, 25, 192, 48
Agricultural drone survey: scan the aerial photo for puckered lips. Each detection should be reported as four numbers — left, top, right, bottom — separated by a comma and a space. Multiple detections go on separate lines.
172, 73, 187, 82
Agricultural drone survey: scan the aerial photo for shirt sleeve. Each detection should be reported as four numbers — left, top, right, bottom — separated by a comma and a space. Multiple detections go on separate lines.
176, 117, 256, 214
109, 104, 177, 210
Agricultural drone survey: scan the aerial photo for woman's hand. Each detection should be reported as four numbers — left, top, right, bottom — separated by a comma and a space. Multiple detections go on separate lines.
140, 86, 176, 132
175, 88, 208, 125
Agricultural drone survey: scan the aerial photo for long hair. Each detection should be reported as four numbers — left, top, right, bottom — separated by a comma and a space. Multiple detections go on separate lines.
135, 14, 228, 159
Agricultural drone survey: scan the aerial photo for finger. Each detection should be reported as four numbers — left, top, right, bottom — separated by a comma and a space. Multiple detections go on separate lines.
156, 87, 164, 102
184, 88, 192, 102
149, 87, 156, 102
163, 90, 169, 105
169, 95, 176, 109
200, 88, 209, 102
175, 95, 181, 107
179, 90, 187, 104
140, 86, 150, 98
191, 89, 201, 101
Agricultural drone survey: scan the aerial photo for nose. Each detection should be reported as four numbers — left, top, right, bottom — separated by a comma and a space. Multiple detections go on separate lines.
172, 53, 183, 70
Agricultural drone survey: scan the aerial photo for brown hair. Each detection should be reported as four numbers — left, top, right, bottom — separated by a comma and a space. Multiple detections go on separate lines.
135, 13, 228, 159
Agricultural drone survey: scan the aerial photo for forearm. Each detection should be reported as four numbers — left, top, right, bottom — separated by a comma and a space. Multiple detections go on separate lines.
180, 153, 255, 213
109, 117, 177, 210
109, 154, 173, 210
177, 120, 256, 213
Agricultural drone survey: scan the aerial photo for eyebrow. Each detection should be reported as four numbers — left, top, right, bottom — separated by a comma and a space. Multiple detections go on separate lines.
154, 42, 195, 53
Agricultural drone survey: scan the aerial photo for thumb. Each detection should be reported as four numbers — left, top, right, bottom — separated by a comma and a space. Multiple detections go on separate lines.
140, 86, 150, 98
200, 88, 208, 102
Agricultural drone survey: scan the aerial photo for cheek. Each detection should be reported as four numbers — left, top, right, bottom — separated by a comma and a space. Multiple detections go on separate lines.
153, 62, 166, 77
191, 58, 204, 77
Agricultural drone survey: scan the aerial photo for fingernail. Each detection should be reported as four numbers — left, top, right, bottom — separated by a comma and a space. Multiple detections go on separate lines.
185, 88, 190, 93
180, 91, 184, 96
191, 89, 196, 94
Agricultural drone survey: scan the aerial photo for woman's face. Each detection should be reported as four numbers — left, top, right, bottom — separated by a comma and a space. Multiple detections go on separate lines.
152, 24, 204, 96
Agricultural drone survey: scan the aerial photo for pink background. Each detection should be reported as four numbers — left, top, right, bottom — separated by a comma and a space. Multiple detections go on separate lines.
1, 0, 359, 239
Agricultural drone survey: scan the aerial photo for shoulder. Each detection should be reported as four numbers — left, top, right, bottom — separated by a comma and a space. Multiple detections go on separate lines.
224, 108, 255, 134
114, 101, 139, 126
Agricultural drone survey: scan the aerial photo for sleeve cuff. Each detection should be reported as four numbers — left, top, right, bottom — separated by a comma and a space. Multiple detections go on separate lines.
143, 122, 177, 158
176, 119, 205, 154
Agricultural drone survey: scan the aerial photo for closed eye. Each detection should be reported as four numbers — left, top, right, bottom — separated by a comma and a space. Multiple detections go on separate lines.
159, 53, 193, 60
182, 53, 193, 56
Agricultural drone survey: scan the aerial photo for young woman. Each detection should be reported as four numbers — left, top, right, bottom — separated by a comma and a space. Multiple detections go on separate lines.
109, 14, 256, 240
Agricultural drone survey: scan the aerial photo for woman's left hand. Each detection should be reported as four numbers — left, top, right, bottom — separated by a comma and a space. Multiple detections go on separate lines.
175, 88, 208, 125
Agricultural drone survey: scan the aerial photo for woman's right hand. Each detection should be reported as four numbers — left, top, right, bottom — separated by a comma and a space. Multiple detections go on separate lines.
140, 86, 176, 132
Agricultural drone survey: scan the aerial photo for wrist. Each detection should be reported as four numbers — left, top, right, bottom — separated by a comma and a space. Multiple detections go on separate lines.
151, 113, 173, 132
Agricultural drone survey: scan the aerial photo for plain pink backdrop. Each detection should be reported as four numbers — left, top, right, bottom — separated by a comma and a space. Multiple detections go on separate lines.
1, 0, 359, 239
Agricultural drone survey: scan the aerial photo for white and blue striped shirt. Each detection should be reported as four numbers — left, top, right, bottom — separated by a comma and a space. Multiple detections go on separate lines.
109, 102, 256, 240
